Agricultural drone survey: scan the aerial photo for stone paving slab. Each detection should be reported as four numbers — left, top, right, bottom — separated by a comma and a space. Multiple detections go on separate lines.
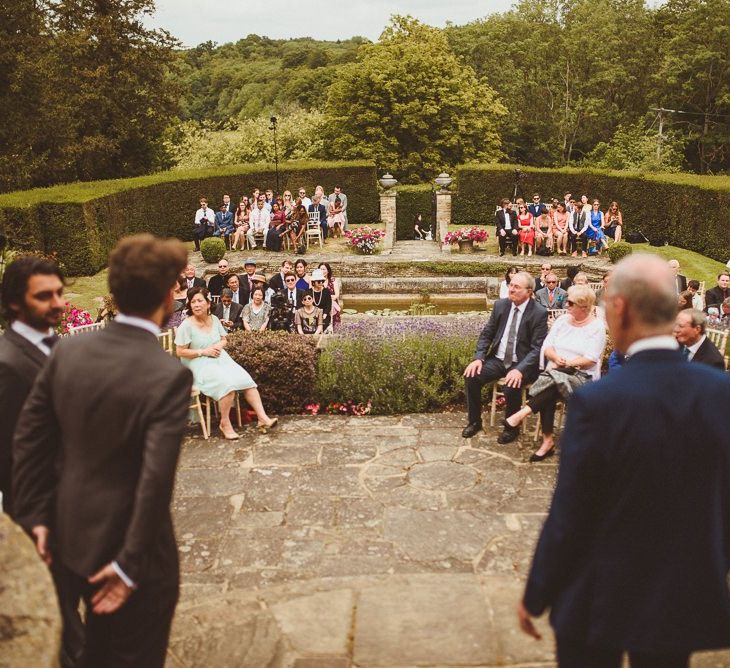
167, 413, 729, 667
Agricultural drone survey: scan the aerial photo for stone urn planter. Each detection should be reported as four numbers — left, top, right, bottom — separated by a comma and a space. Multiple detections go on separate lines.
457, 239, 475, 253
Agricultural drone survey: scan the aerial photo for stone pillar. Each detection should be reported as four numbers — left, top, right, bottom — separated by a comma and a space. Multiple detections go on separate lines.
435, 190, 452, 244
380, 191, 397, 252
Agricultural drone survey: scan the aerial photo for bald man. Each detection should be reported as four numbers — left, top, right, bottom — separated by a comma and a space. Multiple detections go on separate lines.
519, 254, 730, 667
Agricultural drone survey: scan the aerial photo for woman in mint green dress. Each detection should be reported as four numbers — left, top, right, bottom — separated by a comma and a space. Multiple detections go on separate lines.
175, 287, 277, 439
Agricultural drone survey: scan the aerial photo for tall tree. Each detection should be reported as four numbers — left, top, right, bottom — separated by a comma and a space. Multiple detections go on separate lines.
322, 16, 505, 182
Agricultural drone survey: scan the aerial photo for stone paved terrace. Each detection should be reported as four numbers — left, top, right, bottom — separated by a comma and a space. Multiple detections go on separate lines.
167, 414, 730, 667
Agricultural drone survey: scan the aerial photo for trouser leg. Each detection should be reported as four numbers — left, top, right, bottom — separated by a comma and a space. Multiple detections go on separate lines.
629, 651, 690, 668
556, 637, 622, 668
465, 358, 505, 425
526, 386, 561, 433
50, 561, 85, 667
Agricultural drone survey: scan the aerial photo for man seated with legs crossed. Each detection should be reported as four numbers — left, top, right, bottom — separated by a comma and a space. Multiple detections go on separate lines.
462, 271, 548, 442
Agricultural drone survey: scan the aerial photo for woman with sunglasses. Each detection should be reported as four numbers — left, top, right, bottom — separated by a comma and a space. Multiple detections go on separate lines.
503, 284, 605, 462
585, 199, 609, 255
318, 262, 342, 331
231, 199, 250, 250
295, 290, 323, 335
603, 200, 623, 243
309, 268, 333, 332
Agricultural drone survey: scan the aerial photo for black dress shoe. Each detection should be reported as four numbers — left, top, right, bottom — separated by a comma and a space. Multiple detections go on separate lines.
497, 426, 520, 444
529, 447, 555, 463
461, 422, 483, 438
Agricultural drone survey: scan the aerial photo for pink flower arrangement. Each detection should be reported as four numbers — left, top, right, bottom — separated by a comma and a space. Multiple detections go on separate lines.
343, 227, 386, 254
443, 226, 489, 245
303, 400, 372, 416
56, 303, 94, 335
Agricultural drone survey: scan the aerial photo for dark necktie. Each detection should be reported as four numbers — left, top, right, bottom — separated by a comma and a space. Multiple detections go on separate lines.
502, 306, 520, 367
682, 345, 690, 360
42, 334, 59, 350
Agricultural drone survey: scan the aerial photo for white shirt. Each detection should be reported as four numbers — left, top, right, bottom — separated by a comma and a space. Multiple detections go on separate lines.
194, 207, 214, 226
496, 299, 529, 362
503, 208, 513, 230
11, 320, 55, 356
686, 335, 706, 361
249, 206, 269, 232
231, 290, 240, 304
300, 197, 312, 209
626, 335, 679, 356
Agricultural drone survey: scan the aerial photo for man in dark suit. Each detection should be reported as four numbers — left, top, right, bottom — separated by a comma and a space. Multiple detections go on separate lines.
527, 192, 547, 219
268, 259, 293, 293
309, 195, 329, 241
704, 272, 730, 313
214, 288, 244, 332
668, 259, 687, 294
183, 263, 205, 291
519, 254, 730, 667
282, 272, 304, 310
495, 199, 518, 256
0, 256, 65, 517
675, 308, 725, 370
462, 271, 548, 442
13, 234, 192, 668
206, 257, 231, 296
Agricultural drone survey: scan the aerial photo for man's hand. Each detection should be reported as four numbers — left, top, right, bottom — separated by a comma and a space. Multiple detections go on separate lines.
504, 368, 523, 388
463, 359, 483, 378
499, 229, 506, 237
517, 601, 542, 639
31, 525, 52, 565
88, 564, 132, 615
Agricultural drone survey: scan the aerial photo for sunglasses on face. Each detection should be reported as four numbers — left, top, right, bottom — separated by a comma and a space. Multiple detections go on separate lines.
285, 278, 296, 283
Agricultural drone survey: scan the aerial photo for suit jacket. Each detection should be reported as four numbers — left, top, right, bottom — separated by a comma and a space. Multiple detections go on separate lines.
674, 273, 688, 294
282, 287, 305, 309
268, 271, 287, 293
705, 286, 730, 312
534, 286, 568, 310
185, 277, 206, 290
13, 322, 192, 586
692, 337, 725, 370
528, 202, 547, 218
474, 298, 548, 379
213, 301, 244, 331
524, 349, 730, 652
207, 273, 230, 296
495, 209, 518, 234
0, 329, 47, 516
308, 202, 328, 225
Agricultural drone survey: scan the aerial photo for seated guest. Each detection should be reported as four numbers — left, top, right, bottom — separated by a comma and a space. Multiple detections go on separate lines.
568, 197, 587, 257
721, 297, 730, 327
268, 260, 293, 293
250, 274, 269, 304
214, 288, 243, 332
287, 203, 308, 251
319, 262, 342, 331
231, 199, 250, 251
164, 275, 189, 330
294, 258, 310, 291
242, 287, 271, 332
309, 194, 329, 241
175, 287, 278, 439
534, 263, 552, 293
505, 285, 606, 462
674, 309, 725, 370
184, 263, 205, 290
295, 290, 323, 335
310, 268, 333, 332
207, 259, 231, 296
572, 271, 589, 286
668, 259, 688, 294
193, 197, 215, 251
704, 272, 730, 313
328, 196, 346, 238
240, 258, 257, 294
266, 202, 287, 251
687, 279, 703, 311
534, 273, 567, 310
282, 272, 304, 311
499, 266, 521, 299
247, 196, 269, 249
603, 200, 623, 242
678, 290, 694, 311
560, 265, 580, 291
226, 274, 246, 305
213, 204, 234, 248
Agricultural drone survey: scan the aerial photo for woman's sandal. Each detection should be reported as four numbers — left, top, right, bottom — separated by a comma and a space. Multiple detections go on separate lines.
258, 417, 279, 434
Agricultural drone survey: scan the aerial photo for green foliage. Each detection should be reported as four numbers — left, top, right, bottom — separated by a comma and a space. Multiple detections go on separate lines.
316, 335, 473, 414
321, 16, 505, 182
395, 185, 433, 240
0, 0, 179, 192
0, 161, 378, 275
453, 164, 730, 262
586, 122, 686, 173
226, 331, 318, 414
607, 242, 633, 264
168, 111, 327, 170
200, 238, 226, 263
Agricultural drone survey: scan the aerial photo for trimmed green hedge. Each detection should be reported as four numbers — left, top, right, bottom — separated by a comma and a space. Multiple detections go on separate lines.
0, 161, 379, 275
453, 164, 730, 262
394, 184, 433, 241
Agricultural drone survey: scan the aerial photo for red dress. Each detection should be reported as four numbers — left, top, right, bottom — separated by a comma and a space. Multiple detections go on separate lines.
518, 213, 535, 244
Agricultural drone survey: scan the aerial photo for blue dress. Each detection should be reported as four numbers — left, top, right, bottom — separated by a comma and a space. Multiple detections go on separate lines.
174, 316, 256, 400
586, 210, 605, 242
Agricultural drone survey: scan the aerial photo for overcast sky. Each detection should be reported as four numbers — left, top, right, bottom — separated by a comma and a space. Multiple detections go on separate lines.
145, 0, 515, 47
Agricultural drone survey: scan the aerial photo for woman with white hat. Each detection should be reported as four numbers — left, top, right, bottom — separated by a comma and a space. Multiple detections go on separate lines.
310, 268, 333, 332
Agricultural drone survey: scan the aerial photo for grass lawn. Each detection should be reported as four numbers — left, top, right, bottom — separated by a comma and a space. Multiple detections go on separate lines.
629, 243, 727, 286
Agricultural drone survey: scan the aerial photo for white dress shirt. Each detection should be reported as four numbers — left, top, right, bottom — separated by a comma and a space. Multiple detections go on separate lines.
194, 207, 214, 226
686, 335, 706, 361
496, 299, 529, 362
11, 320, 55, 356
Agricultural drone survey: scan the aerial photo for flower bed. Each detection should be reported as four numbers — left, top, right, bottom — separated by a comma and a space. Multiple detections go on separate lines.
57, 303, 93, 335
443, 226, 489, 246
343, 226, 386, 254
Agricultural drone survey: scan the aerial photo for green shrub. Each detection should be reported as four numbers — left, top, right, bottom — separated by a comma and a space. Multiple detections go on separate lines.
453, 163, 730, 262
0, 160, 379, 275
316, 334, 474, 414
607, 241, 633, 263
200, 237, 226, 264
226, 331, 319, 414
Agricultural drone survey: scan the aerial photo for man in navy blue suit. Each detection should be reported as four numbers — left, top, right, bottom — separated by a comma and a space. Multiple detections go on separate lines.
518, 254, 730, 667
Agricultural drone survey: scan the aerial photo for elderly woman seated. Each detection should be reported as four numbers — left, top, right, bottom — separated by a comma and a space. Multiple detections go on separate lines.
504, 284, 606, 462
